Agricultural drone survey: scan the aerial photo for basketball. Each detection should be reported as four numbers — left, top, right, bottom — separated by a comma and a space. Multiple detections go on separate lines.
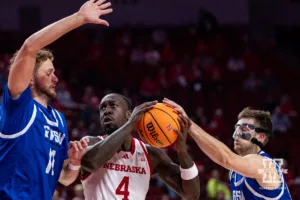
137, 103, 180, 148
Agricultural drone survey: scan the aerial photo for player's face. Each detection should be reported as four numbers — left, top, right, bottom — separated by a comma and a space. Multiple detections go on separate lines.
34, 59, 58, 99
99, 94, 129, 135
233, 118, 258, 155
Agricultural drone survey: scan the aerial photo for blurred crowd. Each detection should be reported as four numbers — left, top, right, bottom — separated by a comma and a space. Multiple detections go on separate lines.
0, 20, 300, 199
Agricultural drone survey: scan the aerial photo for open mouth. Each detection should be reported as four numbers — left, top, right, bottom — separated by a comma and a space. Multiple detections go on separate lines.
103, 117, 113, 125
50, 85, 56, 90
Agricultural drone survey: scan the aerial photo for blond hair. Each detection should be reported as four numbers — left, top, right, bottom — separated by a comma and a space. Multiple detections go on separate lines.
9, 48, 54, 73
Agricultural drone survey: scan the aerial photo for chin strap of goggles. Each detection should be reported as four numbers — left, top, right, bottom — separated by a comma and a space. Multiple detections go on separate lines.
233, 133, 264, 149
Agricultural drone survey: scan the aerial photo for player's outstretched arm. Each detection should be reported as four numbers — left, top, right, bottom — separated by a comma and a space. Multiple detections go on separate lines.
81, 101, 157, 173
8, 0, 113, 98
148, 115, 200, 200
162, 98, 278, 184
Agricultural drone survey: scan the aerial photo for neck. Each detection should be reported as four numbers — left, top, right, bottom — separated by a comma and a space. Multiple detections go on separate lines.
239, 146, 261, 156
31, 89, 49, 108
122, 135, 133, 152
33, 96, 48, 108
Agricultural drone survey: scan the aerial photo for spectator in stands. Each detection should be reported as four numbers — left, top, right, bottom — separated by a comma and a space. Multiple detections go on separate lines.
227, 55, 245, 72
56, 81, 78, 109
206, 169, 231, 200
243, 72, 261, 93
144, 44, 160, 66
130, 44, 144, 64
272, 106, 291, 134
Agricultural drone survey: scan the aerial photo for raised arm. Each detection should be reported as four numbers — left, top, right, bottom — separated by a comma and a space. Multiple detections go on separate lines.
162, 98, 277, 183
189, 121, 264, 176
81, 101, 157, 172
8, 0, 112, 98
149, 115, 200, 200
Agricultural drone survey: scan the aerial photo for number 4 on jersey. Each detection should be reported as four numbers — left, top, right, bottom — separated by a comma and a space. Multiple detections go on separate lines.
116, 176, 130, 200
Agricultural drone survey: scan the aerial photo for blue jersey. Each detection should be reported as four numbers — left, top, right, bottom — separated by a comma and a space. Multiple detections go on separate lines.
230, 150, 292, 200
0, 85, 68, 200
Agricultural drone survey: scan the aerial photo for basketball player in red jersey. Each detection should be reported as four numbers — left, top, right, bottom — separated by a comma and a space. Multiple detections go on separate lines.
78, 93, 200, 200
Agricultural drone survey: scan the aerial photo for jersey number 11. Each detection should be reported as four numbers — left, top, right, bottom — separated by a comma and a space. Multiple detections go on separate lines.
46, 148, 56, 176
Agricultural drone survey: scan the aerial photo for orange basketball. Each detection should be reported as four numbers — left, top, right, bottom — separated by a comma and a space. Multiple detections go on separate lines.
137, 103, 180, 148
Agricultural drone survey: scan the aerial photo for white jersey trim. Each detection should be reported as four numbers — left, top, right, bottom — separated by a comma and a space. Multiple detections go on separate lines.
54, 110, 64, 127
229, 170, 234, 180
234, 172, 245, 187
39, 108, 59, 127
0, 104, 37, 139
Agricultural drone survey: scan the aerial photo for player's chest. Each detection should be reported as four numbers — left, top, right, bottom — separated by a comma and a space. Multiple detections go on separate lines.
103, 151, 149, 174
231, 173, 246, 189
231, 173, 247, 200
32, 108, 66, 149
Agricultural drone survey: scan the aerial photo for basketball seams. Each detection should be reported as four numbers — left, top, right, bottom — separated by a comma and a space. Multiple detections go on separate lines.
142, 112, 156, 146
147, 111, 172, 144
152, 107, 180, 130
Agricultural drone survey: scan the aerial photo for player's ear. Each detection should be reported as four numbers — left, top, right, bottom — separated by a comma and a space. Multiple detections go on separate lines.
29, 72, 36, 86
126, 110, 132, 120
29, 77, 34, 86
257, 133, 265, 143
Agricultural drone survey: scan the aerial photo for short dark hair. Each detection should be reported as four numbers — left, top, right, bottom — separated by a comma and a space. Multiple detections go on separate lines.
111, 93, 132, 110
238, 107, 273, 144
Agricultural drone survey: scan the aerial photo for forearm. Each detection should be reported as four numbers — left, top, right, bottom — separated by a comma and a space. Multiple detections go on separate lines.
24, 13, 84, 53
81, 122, 133, 172
59, 162, 80, 186
189, 121, 233, 168
8, 13, 85, 97
177, 151, 200, 200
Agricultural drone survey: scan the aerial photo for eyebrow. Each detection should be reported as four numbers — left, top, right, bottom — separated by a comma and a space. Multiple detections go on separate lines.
46, 69, 55, 72
100, 100, 118, 107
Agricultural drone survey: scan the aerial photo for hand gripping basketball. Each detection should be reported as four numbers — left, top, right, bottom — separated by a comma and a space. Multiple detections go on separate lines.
128, 101, 158, 127
173, 114, 192, 151
162, 98, 188, 118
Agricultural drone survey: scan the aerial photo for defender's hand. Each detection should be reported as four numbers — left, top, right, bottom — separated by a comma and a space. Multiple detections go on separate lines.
78, 0, 113, 26
162, 98, 188, 117
68, 138, 89, 165
128, 101, 158, 127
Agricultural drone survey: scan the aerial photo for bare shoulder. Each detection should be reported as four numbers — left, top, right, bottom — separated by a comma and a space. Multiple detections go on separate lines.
242, 153, 265, 166
243, 153, 263, 159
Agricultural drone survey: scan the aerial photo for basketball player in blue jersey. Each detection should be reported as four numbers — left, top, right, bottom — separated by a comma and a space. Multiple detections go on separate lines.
163, 98, 292, 200
0, 1, 113, 199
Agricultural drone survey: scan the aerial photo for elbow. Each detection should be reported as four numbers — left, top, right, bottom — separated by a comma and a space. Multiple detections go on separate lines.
182, 185, 201, 200
60, 180, 72, 187
22, 38, 39, 54
183, 192, 200, 200
192, 191, 201, 200
59, 178, 73, 187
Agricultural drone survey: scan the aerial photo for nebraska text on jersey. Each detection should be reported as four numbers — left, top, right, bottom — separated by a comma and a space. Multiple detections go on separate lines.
103, 163, 147, 174
81, 138, 152, 200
